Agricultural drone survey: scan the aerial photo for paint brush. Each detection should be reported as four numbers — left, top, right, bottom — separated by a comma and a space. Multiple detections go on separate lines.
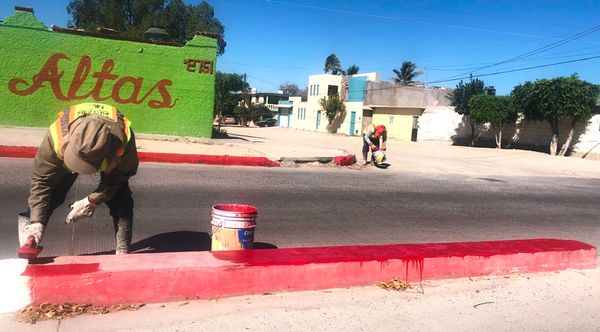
16, 238, 43, 260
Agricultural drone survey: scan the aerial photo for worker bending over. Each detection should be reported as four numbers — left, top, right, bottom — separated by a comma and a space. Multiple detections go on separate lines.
19, 102, 138, 255
362, 124, 387, 165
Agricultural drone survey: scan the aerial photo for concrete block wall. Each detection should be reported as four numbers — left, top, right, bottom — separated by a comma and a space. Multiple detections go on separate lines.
573, 115, 600, 156
418, 106, 463, 142
450, 113, 600, 156
365, 82, 452, 108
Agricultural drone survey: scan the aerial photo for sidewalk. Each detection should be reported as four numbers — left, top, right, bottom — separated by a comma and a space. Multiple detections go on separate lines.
2, 268, 599, 331
1, 125, 599, 178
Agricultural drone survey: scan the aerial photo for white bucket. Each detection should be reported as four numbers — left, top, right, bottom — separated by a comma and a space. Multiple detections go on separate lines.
210, 204, 257, 251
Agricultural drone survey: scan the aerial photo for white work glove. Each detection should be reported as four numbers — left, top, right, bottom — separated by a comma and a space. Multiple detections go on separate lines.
21, 223, 45, 247
66, 197, 97, 224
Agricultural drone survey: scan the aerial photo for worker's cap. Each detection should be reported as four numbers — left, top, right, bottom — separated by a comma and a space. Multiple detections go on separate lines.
63, 117, 112, 174
374, 125, 386, 136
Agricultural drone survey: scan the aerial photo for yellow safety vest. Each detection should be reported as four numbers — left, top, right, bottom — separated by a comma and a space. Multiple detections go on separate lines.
49, 103, 132, 172
363, 124, 375, 137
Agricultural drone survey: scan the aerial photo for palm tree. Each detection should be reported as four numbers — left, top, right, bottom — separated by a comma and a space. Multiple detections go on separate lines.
346, 65, 359, 75
324, 53, 342, 75
393, 61, 423, 85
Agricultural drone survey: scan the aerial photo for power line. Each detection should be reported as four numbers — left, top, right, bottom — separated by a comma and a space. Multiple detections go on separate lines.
432, 55, 600, 83
441, 24, 600, 80
246, 74, 281, 89
424, 51, 600, 72
390, 2, 580, 30
365, 55, 600, 93
219, 60, 316, 71
266, 0, 575, 41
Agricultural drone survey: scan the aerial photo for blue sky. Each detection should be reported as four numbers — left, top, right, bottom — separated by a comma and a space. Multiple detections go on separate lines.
2, 0, 599, 95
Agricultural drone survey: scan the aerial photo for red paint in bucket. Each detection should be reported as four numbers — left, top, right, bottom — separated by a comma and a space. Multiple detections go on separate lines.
212, 204, 257, 214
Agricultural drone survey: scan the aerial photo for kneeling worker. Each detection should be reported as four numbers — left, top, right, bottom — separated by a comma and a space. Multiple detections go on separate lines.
362, 124, 387, 165
19, 103, 139, 255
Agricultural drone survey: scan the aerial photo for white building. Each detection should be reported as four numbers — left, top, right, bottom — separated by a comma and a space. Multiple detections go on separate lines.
250, 90, 289, 112
278, 73, 379, 135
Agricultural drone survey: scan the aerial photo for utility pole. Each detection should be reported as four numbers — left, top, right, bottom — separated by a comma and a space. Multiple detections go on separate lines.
243, 73, 251, 109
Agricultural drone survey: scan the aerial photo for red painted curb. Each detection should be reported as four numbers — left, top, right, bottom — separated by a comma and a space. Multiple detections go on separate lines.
0, 145, 280, 167
333, 154, 356, 166
137, 152, 280, 167
0, 146, 37, 158
23, 239, 596, 305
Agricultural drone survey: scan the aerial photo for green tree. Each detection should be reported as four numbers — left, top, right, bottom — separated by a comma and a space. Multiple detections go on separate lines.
320, 94, 346, 133
233, 106, 251, 126
324, 53, 342, 75
214, 72, 248, 130
469, 95, 518, 149
67, 0, 227, 55
346, 65, 360, 75
234, 104, 273, 127
512, 75, 599, 156
279, 82, 302, 96
393, 61, 423, 85
249, 104, 273, 122
447, 78, 488, 146
279, 82, 307, 100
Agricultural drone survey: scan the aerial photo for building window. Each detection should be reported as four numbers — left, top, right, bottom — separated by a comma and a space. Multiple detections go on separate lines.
316, 85, 320, 96
327, 85, 338, 96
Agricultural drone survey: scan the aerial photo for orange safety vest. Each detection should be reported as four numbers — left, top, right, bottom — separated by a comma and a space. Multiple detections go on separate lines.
49, 103, 132, 172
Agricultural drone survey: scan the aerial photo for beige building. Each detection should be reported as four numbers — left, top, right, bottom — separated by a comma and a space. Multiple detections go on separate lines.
363, 81, 453, 142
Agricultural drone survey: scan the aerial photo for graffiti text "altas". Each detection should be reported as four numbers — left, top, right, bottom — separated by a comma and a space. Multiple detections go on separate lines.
8, 53, 176, 109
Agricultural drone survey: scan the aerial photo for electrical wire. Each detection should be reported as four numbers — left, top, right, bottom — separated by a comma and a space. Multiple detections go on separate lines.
266, 0, 575, 40
424, 51, 600, 73
441, 24, 600, 80
246, 74, 281, 89
365, 54, 600, 92
219, 60, 316, 71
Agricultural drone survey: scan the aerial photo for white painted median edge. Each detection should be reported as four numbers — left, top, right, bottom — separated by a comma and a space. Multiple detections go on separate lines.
0, 259, 31, 313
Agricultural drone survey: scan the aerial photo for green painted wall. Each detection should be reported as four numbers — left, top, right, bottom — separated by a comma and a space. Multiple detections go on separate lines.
0, 8, 217, 137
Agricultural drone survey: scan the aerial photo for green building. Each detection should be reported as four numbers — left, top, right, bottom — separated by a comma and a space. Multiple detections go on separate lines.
0, 6, 217, 137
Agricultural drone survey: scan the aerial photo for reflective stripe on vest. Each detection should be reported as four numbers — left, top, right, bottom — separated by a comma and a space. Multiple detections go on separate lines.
49, 104, 132, 169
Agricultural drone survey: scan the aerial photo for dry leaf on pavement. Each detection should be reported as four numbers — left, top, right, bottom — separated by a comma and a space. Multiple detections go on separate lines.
18, 303, 145, 324
377, 278, 411, 291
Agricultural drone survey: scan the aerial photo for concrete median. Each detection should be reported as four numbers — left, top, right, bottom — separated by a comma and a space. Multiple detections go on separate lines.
3, 238, 595, 309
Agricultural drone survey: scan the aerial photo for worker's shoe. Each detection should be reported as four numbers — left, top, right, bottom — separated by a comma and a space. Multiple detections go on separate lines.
18, 212, 44, 246
113, 217, 132, 255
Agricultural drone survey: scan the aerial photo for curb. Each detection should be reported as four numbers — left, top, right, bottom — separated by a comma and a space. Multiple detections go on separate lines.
0, 146, 280, 167
333, 154, 356, 166
279, 156, 333, 163
5, 238, 596, 309
279, 154, 356, 166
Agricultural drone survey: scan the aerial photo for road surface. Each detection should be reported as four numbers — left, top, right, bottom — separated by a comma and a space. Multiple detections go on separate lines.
1, 158, 598, 258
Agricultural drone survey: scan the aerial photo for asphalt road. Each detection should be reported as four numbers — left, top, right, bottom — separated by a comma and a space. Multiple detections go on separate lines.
1, 157, 599, 258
